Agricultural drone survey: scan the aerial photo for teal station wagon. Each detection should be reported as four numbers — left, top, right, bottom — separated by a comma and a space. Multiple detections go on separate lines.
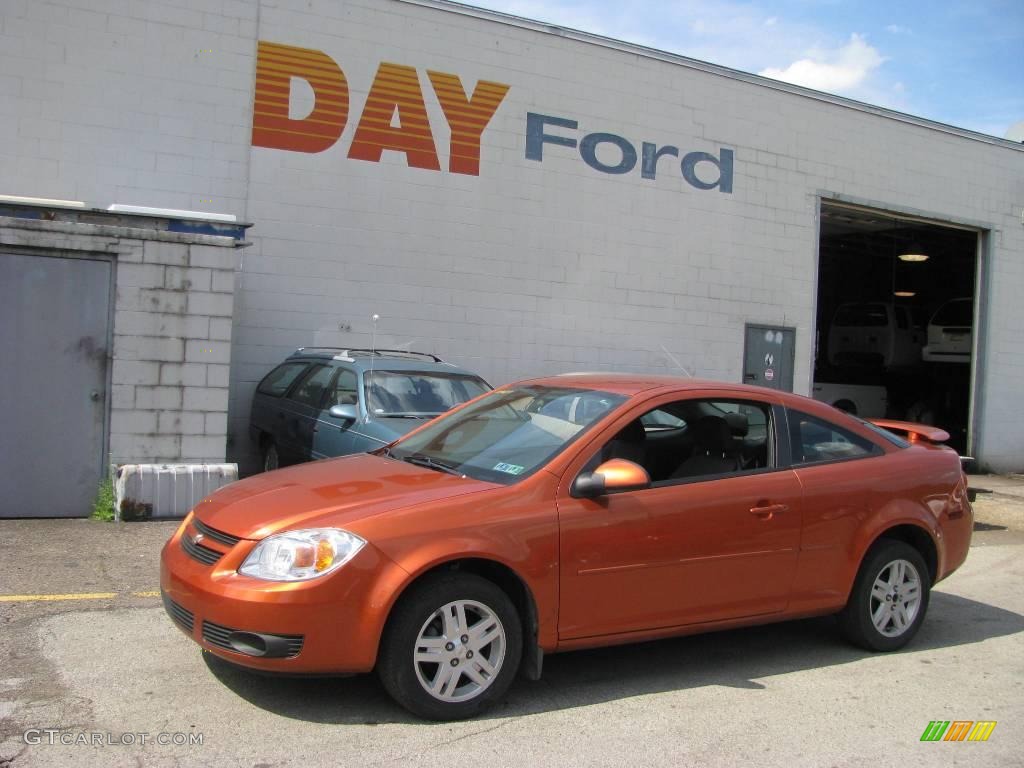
250, 348, 491, 471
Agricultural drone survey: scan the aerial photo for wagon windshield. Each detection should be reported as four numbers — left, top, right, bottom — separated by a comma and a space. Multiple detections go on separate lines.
385, 385, 625, 484
364, 370, 490, 417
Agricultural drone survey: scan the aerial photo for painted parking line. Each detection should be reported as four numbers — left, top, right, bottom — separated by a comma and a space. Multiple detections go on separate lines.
0, 592, 118, 603
0, 591, 161, 603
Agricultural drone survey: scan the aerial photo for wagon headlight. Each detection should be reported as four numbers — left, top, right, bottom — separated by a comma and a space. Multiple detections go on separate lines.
239, 529, 366, 581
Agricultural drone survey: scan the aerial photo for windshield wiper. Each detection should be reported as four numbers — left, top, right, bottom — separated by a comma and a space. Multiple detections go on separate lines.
378, 412, 439, 419
401, 453, 464, 476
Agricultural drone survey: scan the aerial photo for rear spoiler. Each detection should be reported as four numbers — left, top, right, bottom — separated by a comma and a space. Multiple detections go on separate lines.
867, 419, 950, 444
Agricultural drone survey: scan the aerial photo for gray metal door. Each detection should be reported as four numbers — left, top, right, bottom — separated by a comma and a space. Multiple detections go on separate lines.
0, 252, 111, 517
743, 325, 795, 392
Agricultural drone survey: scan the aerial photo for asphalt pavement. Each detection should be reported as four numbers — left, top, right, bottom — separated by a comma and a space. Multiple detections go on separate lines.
0, 476, 1022, 767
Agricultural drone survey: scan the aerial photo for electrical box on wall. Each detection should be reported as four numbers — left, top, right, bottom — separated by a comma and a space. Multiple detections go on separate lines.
743, 325, 796, 392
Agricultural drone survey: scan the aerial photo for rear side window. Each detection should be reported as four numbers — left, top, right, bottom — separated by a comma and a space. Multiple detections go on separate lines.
788, 410, 881, 466
288, 364, 335, 408
256, 362, 308, 397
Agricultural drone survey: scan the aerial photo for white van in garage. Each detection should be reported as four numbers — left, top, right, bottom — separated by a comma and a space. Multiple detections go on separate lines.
827, 302, 923, 369
923, 298, 973, 364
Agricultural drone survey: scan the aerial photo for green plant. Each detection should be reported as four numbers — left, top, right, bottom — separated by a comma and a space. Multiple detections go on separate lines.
91, 476, 115, 521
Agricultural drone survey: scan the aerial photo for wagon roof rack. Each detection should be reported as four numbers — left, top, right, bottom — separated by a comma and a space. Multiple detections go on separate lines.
292, 347, 443, 363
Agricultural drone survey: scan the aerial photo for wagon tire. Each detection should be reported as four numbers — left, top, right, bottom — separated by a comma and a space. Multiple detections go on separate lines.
262, 440, 280, 472
378, 573, 521, 720
839, 539, 930, 652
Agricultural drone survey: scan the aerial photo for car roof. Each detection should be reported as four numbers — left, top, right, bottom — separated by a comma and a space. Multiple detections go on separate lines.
515, 372, 792, 399
285, 348, 482, 377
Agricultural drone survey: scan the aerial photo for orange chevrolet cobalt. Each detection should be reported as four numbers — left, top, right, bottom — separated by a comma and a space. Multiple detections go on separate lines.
161, 374, 973, 719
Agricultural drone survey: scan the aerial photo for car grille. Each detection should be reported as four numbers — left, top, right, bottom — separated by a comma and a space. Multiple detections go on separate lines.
192, 517, 242, 548
162, 593, 194, 634
202, 620, 304, 658
180, 533, 223, 565
180, 518, 241, 566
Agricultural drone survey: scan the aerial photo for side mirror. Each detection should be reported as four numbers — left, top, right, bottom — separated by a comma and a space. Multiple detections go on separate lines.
572, 459, 651, 498
328, 404, 358, 422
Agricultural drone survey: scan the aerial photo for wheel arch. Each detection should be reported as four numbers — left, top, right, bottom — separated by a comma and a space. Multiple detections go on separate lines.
375, 555, 544, 680
858, 522, 939, 586
871, 524, 938, 584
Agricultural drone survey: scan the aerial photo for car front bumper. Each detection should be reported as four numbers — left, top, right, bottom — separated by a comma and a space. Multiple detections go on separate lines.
159, 514, 407, 674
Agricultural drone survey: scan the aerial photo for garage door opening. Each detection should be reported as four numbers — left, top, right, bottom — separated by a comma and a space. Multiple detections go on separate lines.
814, 201, 980, 454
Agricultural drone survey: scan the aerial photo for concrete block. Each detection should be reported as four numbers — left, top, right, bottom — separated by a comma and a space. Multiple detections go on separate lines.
190, 244, 236, 270
185, 339, 231, 364
209, 317, 233, 340
207, 363, 230, 387
166, 266, 212, 292
143, 240, 190, 266
110, 409, 157, 435
181, 435, 227, 461
111, 359, 159, 386
134, 386, 183, 410
183, 386, 229, 412
160, 362, 207, 387
211, 269, 236, 293
187, 291, 234, 317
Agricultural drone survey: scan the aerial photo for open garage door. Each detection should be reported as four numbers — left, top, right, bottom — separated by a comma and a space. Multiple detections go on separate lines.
814, 202, 980, 454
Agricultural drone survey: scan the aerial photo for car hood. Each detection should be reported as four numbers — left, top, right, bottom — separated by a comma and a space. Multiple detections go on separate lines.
191, 453, 496, 541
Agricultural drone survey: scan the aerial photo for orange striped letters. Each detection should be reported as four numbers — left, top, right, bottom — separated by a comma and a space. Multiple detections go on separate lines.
252, 41, 349, 153
347, 63, 441, 171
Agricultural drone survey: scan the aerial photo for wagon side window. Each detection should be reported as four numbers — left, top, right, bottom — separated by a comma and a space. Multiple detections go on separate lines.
256, 362, 309, 397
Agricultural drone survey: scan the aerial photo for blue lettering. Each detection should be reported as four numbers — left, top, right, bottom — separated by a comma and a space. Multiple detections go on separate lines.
579, 132, 637, 175
641, 142, 679, 180
525, 112, 578, 161
681, 149, 734, 193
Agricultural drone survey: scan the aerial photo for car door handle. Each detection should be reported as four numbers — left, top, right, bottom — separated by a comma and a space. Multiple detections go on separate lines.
750, 503, 788, 519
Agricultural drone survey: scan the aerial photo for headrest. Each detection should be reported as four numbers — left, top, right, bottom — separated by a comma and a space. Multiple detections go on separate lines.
692, 416, 733, 453
724, 411, 749, 437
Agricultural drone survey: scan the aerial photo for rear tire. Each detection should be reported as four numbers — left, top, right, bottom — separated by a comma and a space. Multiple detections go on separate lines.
839, 539, 930, 651
262, 441, 280, 472
378, 573, 522, 720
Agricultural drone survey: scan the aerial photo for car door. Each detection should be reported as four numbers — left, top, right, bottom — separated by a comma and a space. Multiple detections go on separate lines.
556, 391, 803, 640
281, 363, 335, 462
311, 367, 361, 458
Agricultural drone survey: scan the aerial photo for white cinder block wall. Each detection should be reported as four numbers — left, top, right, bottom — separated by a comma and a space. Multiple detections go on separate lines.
2, 0, 1022, 473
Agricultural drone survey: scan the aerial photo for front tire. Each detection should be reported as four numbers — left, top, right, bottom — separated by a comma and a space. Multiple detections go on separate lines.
839, 539, 930, 651
378, 573, 522, 720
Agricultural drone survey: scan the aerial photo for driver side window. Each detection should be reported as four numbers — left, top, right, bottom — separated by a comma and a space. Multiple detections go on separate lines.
591, 398, 775, 485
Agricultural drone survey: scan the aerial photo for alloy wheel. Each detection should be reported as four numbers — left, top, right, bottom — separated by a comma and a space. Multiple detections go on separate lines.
869, 558, 922, 637
413, 599, 506, 703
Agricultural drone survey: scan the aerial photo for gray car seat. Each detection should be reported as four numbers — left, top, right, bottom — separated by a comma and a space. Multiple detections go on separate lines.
671, 415, 740, 478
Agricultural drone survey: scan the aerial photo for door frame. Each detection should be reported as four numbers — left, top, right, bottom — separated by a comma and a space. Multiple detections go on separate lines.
813, 195, 990, 456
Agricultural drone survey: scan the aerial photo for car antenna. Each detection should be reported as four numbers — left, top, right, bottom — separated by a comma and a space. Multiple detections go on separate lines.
660, 344, 694, 377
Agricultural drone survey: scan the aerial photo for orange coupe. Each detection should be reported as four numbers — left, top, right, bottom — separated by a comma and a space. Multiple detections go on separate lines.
161, 374, 972, 719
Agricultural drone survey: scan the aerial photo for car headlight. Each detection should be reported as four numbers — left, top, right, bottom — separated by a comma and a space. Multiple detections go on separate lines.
239, 529, 366, 582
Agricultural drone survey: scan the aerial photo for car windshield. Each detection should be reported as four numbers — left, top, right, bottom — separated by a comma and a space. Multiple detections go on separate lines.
364, 370, 490, 417
385, 385, 626, 484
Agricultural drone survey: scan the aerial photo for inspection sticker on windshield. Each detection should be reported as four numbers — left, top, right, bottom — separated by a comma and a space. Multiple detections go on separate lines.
493, 462, 525, 475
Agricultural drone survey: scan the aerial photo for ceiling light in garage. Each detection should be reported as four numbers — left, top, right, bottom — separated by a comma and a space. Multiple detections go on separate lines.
898, 244, 929, 262
894, 290, 916, 297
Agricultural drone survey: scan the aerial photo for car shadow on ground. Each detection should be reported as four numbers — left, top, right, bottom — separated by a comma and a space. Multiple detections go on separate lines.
203, 591, 1024, 725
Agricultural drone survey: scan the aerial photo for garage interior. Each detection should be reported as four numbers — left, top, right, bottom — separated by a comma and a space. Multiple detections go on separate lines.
815, 201, 979, 453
